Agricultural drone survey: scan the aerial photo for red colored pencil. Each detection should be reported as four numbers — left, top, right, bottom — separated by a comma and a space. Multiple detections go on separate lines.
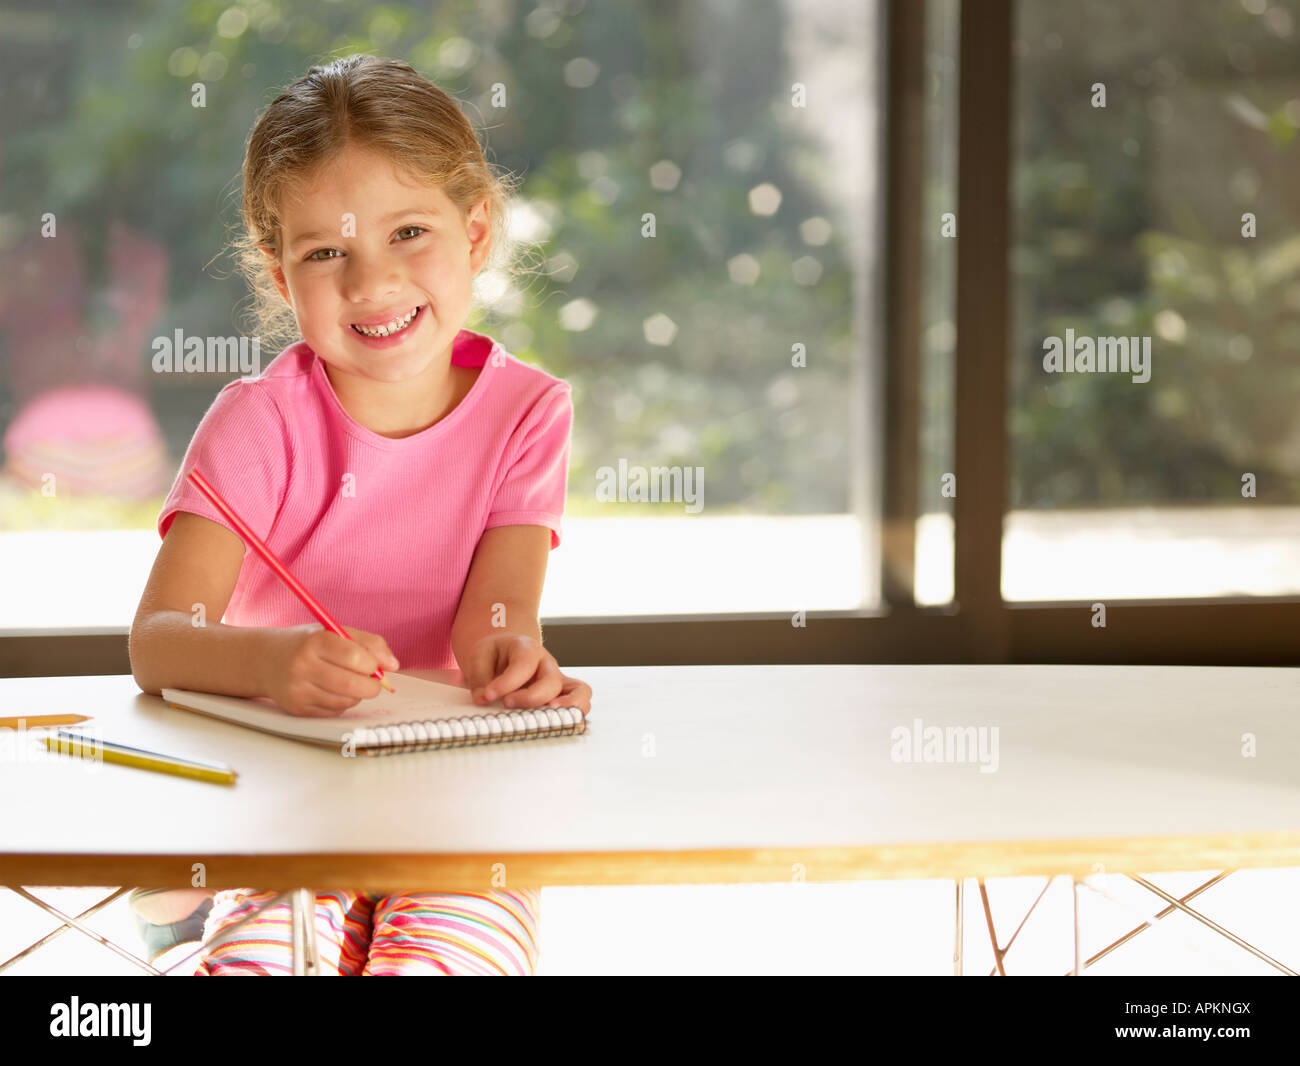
185, 467, 395, 692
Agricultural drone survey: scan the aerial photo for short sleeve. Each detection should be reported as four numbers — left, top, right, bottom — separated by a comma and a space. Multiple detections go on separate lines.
485, 384, 572, 549
157, 381, 291, 543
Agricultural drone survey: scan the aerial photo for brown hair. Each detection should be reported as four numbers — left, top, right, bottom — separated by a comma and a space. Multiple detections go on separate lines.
232, 54, 521, 350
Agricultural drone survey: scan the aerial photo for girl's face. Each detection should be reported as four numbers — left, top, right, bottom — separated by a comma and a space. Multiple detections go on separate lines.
264, 142, 491, 384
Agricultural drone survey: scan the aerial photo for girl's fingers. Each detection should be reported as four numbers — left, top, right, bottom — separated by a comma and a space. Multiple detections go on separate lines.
478, 645, 543, 703
499, 657, 565, 708
462, 640, 501, 697
319, 631, 385, 679
340, 627, 399, 670
546, 676, 592, 715
309, 659, 384, 703
283, 679, 364, 717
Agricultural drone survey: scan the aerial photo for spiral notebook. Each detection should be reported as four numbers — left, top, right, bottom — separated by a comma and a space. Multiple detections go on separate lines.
161, 672, 587, 756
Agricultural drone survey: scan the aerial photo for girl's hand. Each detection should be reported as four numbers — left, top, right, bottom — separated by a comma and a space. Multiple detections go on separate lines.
462, 634, 592, 716
263, 623, 400, 717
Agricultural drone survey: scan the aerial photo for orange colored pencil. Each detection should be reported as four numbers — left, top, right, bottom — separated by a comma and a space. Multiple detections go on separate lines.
186, 467, 395, 693
0, 714, 92, 729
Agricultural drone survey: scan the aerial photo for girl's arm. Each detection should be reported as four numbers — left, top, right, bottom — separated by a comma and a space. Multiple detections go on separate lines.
451, 525, 591, 714
129, 512, 270, 697
451, 524, 549, 655
129, 512, 399, 716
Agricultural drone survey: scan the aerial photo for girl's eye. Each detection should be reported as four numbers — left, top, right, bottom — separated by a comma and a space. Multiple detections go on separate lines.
302, 227, 423, 261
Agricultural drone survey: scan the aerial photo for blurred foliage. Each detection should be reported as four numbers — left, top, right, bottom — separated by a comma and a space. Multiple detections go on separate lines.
10, 1, 1291, 532
1008, 0, 1300, 508
0, 0, 859, 528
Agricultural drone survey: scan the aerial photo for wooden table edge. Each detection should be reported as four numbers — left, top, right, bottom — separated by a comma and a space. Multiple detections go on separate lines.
5, 831, 1300, 892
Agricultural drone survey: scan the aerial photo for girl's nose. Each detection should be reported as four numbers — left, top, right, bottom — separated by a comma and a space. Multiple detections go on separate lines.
342, 255, 402, 302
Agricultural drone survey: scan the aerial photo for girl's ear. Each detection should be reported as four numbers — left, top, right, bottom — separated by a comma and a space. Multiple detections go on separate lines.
465, 200, 492, 276
259, 244, 293, 307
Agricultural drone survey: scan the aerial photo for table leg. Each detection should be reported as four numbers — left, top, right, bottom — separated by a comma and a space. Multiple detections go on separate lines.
3, 886, 307, 976
291, 887, 321, 976
0, 888, 128, 974
953, 879, 964, 976
1072, 876, 1081, 976
1127, 874, 1296, 976
3, 887, 155, 974
1080, 872, 1228, 972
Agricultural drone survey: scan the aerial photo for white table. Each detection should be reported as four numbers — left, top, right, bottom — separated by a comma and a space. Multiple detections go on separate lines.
3, 664, 1299, 974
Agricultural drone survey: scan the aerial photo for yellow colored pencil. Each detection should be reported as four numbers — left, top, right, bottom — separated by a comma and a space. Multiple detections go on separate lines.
43, 734, 237, 785
0, 714, 92, 729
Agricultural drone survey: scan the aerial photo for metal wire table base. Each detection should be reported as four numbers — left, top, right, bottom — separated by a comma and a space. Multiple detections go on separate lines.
4, 873, 1293, 976
0, 886, 324, 976
953, 871, 1297, 976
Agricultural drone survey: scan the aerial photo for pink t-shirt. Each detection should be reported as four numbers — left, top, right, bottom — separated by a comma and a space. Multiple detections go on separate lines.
157, 328, 572, 671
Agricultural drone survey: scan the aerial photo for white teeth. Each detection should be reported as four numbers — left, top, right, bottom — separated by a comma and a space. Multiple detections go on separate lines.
353, 307, 418, 337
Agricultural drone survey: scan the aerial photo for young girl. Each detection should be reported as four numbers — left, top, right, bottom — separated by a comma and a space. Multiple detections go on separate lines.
128, 54, 591, 976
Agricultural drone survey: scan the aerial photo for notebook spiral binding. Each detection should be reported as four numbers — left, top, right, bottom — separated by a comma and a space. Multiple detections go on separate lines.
351, 705, 588, 755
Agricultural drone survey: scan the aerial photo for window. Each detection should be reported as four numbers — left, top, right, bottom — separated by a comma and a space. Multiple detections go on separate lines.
0, 0, 887, 630
1007, 0, 1300, 601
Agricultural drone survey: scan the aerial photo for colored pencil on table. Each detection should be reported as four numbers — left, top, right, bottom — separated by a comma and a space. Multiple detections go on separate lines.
0, 714, 92, 729
185, 466, 395, 693
44, 731, 237, 785
54, 730, 233, 771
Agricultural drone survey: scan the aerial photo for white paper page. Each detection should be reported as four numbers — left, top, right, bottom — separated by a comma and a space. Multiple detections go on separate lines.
161, 671, 501, 744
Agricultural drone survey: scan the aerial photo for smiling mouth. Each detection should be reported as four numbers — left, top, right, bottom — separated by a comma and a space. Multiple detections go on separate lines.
350, 305, 422, 338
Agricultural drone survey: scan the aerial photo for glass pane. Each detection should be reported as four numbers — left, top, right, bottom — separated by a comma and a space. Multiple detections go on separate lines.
0, 0, 885, 629
1008, 0, 1300, 601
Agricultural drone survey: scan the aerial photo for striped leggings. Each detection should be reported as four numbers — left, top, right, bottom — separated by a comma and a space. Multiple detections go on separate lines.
191, 888, 540, 975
